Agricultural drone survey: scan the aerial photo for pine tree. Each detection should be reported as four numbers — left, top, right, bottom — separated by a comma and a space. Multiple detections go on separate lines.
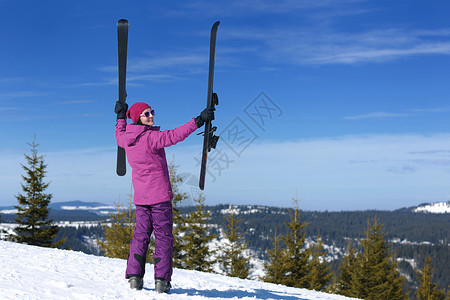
97, 195, 135, 259
219, 206, 252, 279
169, 160, 188, 268
13, 138, 64, 248
416, 256, 446, 300
328, 241, 358, 296
264, 194, 310, 288
350, 218, 407, 300
306, 235, 332, 291
179, 193, 217, 272
280, 199, 310, 288
262, 228, 285, 284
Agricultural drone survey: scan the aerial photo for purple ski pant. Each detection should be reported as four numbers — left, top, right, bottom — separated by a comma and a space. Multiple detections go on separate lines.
125, 201, 173, 282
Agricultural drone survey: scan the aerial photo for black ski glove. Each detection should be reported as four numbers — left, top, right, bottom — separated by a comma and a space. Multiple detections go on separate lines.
115, 101, 128, 119
195, 107, 215, 128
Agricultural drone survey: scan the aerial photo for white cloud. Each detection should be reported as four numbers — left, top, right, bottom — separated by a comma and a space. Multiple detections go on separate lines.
305, 41, 450, 65
172, 0, 368, 18
94, 51, 207, 86
225, 26, 450, 65
343, 107, 450, 121
343, 111, 411, 120
98, 52, 207, 74
0, 91, 50, 99
0, 147, 132, 206
0, 77, 26, 83
128, 54, 206, 73
54, 100, 97, 105
169, 133, 450, 210
411, 107, 450, 113
2, 134, 449, 210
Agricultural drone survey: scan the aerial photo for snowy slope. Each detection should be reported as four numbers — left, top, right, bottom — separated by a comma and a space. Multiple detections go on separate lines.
0, 241, 358, 300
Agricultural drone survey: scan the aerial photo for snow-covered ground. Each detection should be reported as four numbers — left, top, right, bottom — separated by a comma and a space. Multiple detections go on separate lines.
0, 240, 358, 300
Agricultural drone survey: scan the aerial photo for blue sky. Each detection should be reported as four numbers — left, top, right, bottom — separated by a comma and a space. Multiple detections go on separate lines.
1, 0, 450, 210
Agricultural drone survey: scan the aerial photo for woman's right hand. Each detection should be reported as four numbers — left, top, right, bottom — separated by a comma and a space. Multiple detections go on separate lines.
115, 101, 128, 119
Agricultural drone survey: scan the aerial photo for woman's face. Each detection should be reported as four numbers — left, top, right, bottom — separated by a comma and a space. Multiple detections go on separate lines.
140, 108, 155, 126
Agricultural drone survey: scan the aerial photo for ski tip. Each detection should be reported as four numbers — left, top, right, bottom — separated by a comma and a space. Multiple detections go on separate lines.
213, 21, 220, 28
118, 19, 129, 25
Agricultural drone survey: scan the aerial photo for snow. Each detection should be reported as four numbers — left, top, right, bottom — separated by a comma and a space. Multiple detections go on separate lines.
60, 205, 115, 211
0, 223, 16, 240
397, 258, 417, 270
413, 201, 450, 213
0, 240, 358, 300
0, 209, 18, 214
59, 205, 116, 215
220, 206, 264, 215
55, 221, 104, 228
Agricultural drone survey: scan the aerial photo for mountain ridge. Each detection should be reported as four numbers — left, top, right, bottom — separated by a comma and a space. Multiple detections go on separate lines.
1, 200, 449, 214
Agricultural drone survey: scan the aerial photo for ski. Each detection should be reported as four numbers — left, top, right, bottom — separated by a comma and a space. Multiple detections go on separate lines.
116, 19, 128, 176
199, 21, 220, 190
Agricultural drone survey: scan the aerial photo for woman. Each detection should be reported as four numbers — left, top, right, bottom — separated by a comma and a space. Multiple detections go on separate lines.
114, 100, 214, 293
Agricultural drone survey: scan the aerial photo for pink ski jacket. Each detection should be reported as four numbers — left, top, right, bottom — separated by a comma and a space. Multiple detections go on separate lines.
115, 118, 198, 205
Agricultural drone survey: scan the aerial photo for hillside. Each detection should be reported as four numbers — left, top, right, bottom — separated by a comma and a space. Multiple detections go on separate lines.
1, 201, 448, 296
0, 240, 357, 300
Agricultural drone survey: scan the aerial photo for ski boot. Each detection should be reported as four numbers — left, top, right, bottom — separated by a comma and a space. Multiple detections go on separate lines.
128, 276, 143, 290
155, 278, 171, 293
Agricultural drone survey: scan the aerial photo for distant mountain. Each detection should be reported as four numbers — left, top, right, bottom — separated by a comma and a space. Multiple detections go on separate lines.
49, 200, 109, 209
0, 201, 117, 217
2, 200, 449, 214
49, 201, 116, 215
0, 206, 16, 214
411, 201, 450, 214
0, 201, 119, 222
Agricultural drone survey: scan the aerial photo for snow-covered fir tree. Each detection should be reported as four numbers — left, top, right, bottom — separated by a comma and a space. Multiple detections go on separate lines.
349, 218, 407, 300
168, 161, 188, 268
328, 241, 358, 296
97, 195, 135, 259
262, 228, 284, 284
263, 194, 311, 288
219, 206, 252, 279
305, 235, 332, 291
179, 193, 217, 272
415, 256, 446, 300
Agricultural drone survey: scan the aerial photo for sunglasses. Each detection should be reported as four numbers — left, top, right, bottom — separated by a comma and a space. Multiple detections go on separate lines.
140, 110, 155, 117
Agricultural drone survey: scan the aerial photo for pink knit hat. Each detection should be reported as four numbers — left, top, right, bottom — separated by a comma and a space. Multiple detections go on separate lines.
126, 102, 151, 124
